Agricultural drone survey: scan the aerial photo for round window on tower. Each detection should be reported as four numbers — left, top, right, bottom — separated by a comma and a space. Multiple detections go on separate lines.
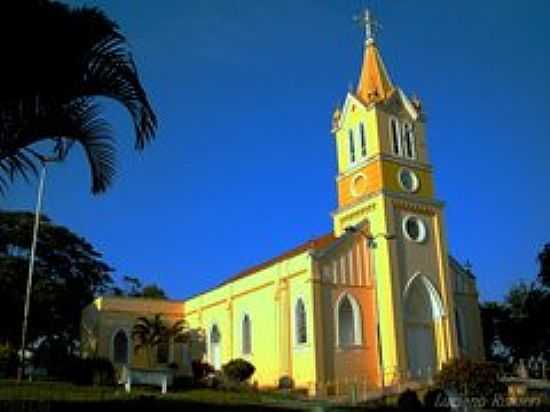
402, 215, 427, 243
398, 168, 420, 193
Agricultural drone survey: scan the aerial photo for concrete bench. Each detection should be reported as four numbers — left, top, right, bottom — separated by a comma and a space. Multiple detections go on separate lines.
121, 366, 174, 394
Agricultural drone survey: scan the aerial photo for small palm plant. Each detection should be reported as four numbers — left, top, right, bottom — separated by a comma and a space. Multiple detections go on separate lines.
132, 314, 189, 368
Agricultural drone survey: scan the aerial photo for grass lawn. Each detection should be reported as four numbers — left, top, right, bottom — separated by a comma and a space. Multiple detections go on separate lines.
0, 379, 318, 410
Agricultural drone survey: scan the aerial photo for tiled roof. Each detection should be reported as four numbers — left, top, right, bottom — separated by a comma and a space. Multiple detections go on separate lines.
218, 232, 336, 287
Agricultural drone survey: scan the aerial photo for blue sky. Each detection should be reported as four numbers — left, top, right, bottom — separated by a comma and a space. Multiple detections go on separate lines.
4, 0, 550, 302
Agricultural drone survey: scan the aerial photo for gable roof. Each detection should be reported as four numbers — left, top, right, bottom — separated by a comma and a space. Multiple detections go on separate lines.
184, 233, 337, 301
219, 233, 336, 287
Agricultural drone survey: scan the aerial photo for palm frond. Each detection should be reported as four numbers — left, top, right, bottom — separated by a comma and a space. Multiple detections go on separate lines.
0, 2, 157, 195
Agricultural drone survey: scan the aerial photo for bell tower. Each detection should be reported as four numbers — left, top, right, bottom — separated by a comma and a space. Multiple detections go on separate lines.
331, 10, 459, 383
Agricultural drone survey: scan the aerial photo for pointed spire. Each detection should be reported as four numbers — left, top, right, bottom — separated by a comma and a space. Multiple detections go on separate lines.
354, 9, 395, 105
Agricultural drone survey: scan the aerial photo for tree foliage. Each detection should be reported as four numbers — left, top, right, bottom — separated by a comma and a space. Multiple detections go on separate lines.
537, 243, 550, 288
0, 0, 157, 194
112, 276, 168, 299
435, 358, 505, 400
0, 211, 114, 349
481, 242, 550, 360
132, 314, 188, 367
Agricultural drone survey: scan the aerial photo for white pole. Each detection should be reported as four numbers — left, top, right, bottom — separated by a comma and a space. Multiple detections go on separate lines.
17, 163, 47, 382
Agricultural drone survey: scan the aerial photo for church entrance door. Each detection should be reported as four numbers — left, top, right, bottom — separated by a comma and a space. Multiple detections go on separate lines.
404, 274, 443, 379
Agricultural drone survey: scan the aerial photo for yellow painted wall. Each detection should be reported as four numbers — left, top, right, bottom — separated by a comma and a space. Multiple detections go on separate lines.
183, 250, 318, 389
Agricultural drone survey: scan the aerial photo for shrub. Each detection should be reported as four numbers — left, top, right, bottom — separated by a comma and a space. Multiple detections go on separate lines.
424, 387, 451, 412
397, 389, 422, 412
0, 343, 15, 377
191, 360, 214, 382
435, 358, 505, 400
278, 375, 294, 390
173, 375, 195, 390
69, 357, 115, 386
222, 358, 255, 382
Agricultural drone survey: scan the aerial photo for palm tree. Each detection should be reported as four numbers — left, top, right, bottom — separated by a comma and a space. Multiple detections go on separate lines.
0, 0, 157, 194
132, 314, 189, 368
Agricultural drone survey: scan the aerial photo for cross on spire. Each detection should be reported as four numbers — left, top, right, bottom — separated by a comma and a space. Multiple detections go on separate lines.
354, 8, 380, 44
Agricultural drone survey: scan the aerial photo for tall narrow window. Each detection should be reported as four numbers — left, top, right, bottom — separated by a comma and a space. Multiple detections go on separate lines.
337, 294, 362, 347
348, 129, 356, 164
339, 296, 355, 345
403, 122, 416, 159
113, 330, 129, 364
295, 298, 307, 344
359, 123, 367, 158
242, 314, 252, 355
455, 309, 466, 353
390, 118, 401, 156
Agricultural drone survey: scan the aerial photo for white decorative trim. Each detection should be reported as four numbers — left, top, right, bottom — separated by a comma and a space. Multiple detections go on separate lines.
240, 312, 252, 356
398, 167, 420, 193
402, 121, 416, 160
334, 292, 363, 348
397, 88, 419, 121
208, 321, 222, 369
293, 296, 308, 346
402, 215, 427, 243
403, 272, 445, 319
389, 115, 402, 156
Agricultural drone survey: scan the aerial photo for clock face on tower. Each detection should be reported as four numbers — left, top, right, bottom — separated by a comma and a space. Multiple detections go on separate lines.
398, 168, 420, 193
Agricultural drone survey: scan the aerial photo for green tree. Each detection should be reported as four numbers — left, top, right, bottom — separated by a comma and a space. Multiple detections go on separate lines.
499, 281, 550, 358
111, 277, 167, 299
140, 284, 168, 299
132, 314, 188, 368
0, 0, 157, 194
480, 301, 509, 361
537, 243, 550, 288
481, 243, 550, 360
0, 211, 114, 351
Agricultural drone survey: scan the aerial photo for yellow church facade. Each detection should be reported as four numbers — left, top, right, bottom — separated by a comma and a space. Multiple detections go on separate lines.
81, 11, 484, 394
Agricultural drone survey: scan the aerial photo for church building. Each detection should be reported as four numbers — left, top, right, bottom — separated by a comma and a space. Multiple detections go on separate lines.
81, 10, 484, 394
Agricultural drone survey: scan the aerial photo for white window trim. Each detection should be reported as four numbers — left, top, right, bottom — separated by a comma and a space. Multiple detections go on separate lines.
359, 122, 367, 159
293, 296, 309, 347
348, 129, 356, 165
334, 292, 363, 348
402, 215, 427, 243
402, 121, 416, 160
241, 312, 252, 356
208, 321, 222, 367
389, 116, 402, 156
397, 167, 420, 193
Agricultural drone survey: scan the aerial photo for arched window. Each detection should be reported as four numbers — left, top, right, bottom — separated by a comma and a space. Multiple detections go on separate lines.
337, 294, 362, 346
242, 314, 252, 355
402, 122, 415, 159
295, 298, 307, 344
359, 123, 367, 158
113, 330, 129, 364
348, 129, 356, 164
210, 324, 222, 369
389, 117, 401, 156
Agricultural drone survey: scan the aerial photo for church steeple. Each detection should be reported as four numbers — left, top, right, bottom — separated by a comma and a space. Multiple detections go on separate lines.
354, 9, 395, 105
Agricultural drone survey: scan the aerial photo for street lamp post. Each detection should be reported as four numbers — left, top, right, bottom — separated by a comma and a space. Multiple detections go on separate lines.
345, 226, 395, 392
17, 155, 60, 382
